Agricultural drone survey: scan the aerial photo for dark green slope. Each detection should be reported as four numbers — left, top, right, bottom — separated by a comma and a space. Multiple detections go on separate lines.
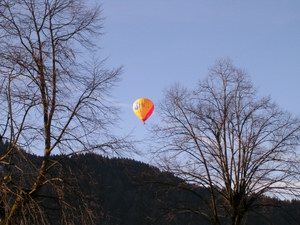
64, 154, 209, 225
60, 154, 300, 225
2, 146, 300, 225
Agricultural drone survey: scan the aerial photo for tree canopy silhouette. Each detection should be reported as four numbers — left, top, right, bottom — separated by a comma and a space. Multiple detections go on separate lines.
152, 58, 300, 225
0, 0, 129, 224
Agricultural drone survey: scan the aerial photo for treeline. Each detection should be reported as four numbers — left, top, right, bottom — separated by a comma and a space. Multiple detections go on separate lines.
63, 154, 300, 225
0, 141, 300, 224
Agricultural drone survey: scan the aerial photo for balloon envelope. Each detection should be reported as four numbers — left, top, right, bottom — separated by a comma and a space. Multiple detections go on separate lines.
133, 98, 154, 123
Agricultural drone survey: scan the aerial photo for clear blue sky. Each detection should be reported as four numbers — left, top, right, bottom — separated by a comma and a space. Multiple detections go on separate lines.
98, 1, 300, 159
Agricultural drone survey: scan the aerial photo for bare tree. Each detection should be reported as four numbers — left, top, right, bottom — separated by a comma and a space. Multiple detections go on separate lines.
152, 59, 300, 225
0, 0, 128, 224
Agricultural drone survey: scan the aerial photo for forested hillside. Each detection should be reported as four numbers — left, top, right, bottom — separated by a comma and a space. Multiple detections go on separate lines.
59, 154, 208, 225
70, 154, 300, 225
2, 150, 298, 225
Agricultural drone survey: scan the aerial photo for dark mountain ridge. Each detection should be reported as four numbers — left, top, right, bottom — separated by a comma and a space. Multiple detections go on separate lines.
55, 153, 300, 225
2, 149, 300, 224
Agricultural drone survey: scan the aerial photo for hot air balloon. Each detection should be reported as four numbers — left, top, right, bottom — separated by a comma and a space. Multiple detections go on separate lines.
133, 98, 154, 123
